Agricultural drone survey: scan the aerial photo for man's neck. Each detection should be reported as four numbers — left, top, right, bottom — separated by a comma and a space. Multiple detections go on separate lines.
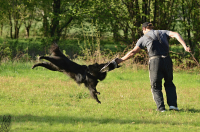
144, 29, 152, 34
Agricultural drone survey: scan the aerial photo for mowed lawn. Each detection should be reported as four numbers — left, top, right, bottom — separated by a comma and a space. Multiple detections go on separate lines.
0, 62, 200, 132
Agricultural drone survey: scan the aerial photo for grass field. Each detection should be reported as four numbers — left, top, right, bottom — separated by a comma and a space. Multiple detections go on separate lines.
0, 61, 200, 132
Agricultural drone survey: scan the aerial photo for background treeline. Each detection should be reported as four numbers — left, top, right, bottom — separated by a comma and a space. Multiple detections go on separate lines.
0, 0, 199, 68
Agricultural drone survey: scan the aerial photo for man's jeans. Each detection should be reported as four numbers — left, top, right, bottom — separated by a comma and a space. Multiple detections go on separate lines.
149, 56, 177, 111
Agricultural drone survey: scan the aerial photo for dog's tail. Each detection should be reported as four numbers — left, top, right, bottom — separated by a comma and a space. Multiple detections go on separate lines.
50, 43, 63, 56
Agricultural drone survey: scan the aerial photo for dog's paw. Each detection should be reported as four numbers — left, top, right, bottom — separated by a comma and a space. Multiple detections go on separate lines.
32, 65, 36, 69
96, 92, 100, 95
31, 65, 35, 69
39, 56, 45, 59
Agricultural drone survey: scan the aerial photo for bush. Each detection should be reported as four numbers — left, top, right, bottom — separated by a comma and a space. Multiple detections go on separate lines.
0, 41, 12, 60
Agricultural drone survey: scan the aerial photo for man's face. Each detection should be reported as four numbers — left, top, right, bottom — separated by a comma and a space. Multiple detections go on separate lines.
142, 27, 146, 34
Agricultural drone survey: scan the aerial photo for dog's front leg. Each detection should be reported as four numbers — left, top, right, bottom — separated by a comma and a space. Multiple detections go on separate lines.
32, 62, 59, 71
89, 87, 101, 104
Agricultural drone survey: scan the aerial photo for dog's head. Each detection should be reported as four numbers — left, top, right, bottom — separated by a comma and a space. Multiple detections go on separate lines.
88, 63, 107, 81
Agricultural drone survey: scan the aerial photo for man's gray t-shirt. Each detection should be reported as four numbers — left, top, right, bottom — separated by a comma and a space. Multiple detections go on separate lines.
136, 30, 170, 54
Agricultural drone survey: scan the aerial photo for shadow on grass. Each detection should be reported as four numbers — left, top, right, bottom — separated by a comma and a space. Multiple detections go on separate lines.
1, 109, 200, 127
0, 114, 183, 126
180, 108, 200, 113
0, 115, 11, 132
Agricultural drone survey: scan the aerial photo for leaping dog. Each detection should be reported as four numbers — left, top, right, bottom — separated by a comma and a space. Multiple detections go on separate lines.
32, 43, 108, 104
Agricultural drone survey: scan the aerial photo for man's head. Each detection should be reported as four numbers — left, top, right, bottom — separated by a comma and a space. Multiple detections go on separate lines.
142, 22, 154, 34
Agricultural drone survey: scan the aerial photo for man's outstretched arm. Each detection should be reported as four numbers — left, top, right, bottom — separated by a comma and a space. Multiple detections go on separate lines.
116, 46, 141, 64
169, 31, 191, 52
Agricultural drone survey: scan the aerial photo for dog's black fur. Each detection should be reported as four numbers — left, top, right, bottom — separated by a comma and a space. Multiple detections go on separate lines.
32, 43, 107, 104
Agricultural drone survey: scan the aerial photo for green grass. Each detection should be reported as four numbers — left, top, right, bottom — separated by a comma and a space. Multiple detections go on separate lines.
0, 62, 200, 132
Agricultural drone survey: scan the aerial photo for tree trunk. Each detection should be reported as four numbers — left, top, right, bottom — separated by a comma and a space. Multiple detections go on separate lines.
8, 11, 13, 39
153, 0, 157, 26
26, 27, 30, 38
14, 20, 20, 39
182, 0, 187, 38
187, 15, 192, 48
51, 0, 61, 40
0, 22, 3, 36
148, 0, 151, 21
142, 0, 147, 22
135, 0, 141, 27
123, 23, 129, 42
111, 20, 119, 42
43, 13, 49, 37
24, 21, 32, 38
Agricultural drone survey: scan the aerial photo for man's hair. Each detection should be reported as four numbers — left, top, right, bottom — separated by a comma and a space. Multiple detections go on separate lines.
142, 22, 154, 29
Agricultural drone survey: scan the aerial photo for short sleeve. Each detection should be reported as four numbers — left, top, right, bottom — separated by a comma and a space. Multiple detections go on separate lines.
136, 36, 145, 49
160, 30, 170, 36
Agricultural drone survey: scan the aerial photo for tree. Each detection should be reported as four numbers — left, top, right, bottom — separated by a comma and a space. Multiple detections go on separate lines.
23, 0, 37, 38
90, 0, 179, 45
93, 0, 143, 44
153, 0, 178, 30
179, 0, 200, 60
36, 0, 89, 42
0, 0, 7, 36
3, 0, 25, 39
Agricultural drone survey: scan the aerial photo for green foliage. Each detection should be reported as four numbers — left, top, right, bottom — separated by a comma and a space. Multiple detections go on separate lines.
0, 0, 199, 63
0, 41, 12, 60
0, 38, 44, 60
0, 37, 199, 69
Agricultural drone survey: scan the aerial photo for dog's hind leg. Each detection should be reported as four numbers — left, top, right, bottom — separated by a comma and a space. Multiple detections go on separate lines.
32, 62, 59, 71
40, 56, 62, 64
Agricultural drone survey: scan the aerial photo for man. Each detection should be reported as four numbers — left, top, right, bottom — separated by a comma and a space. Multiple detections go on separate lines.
115, 22, 191, 112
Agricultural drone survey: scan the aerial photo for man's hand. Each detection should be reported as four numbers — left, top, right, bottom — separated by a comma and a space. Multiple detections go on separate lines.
115, 58, 123, 64
185, 46, 191, 52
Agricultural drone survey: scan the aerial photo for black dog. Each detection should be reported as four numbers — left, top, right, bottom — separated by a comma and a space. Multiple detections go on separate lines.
32, 43, 107, 104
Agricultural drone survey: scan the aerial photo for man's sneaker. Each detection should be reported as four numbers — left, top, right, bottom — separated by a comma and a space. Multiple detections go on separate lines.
156, 109, 165, 112
169, 106, 179, 111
